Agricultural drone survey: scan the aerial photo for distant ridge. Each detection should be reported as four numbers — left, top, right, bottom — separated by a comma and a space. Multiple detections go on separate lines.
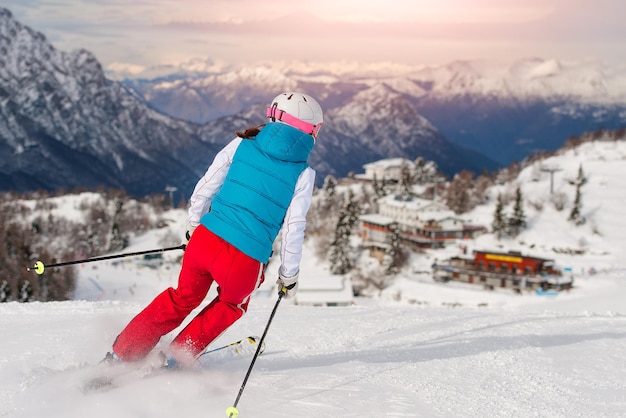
0, 6, 498, 195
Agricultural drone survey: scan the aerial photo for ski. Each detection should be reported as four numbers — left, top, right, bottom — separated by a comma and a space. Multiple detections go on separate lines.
197, 335, 265, 361
81, 336, 264, 393
81, 351, 168, 393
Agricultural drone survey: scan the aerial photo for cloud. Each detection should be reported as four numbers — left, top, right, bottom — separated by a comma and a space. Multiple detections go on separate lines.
154, 10, 558, 45
4, 0, 626, 68
152, 0, 626, 45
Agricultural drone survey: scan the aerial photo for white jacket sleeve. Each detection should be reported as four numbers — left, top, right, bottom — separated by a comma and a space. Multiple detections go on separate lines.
187, 137, 242, 226
279, 167, 316, 278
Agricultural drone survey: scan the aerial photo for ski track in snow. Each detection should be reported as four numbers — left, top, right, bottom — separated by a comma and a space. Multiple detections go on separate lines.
1, 274, 625, 418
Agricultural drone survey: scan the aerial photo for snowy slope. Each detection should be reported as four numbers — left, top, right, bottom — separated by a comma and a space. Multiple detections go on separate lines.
2, 140, 626, 417
2, 250, 625, 418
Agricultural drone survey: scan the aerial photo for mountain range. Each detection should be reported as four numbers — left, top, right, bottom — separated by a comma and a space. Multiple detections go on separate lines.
1, 6, 625, 197
0, 7, 497, 197
121, 57, 626, 166
0, 8, 221, 196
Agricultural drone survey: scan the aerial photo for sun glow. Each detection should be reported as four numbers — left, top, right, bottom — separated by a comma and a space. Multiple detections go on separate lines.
6, 0, 625, 69
314, 0, 555, 24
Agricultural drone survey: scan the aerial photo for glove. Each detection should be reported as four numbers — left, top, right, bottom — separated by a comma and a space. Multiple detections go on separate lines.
276, 272, 298, 299
182, 222, 197, 248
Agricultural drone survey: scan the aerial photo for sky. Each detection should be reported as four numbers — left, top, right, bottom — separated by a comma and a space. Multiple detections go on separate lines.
4, 1, 626, 73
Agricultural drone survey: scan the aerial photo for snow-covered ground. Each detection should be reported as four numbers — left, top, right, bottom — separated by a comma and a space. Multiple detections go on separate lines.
2, 139, 626, 417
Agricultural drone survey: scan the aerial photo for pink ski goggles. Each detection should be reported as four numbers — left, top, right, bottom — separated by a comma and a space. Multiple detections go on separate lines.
266, 106, 323, 138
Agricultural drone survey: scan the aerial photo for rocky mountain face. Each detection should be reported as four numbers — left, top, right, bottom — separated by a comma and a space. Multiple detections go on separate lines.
125, 58, 626, 166
0, 8, 220, 196
0, 7, 495, 196
195, 86, 495, 183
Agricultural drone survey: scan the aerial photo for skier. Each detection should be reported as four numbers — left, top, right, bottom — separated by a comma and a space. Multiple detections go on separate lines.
105, 92, 323, 366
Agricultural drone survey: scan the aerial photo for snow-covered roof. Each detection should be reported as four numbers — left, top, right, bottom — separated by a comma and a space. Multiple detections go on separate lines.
379, 194, 449, 213
360, 213, 394, 225
425, 212, 464, 223
295, 277, 354, 306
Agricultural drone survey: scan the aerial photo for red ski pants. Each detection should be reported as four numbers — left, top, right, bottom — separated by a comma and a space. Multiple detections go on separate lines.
112, 225, 265, 361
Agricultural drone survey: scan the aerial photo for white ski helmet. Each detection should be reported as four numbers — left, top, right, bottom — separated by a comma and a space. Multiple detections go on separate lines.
266, 92, 323, 138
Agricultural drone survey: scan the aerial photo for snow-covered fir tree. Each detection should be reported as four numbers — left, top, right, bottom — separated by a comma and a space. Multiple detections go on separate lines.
568, 185, 585, 226
372, 174, 386, 199
318, 174, 341, 217
108, 222, 127, 252
568, 177, 586, 226
322, 174, 337, 200
508, 186, 527, 236
108, 200, 129, 251
0, 190, 161, 303
328, 219, 352, 274
328, 190, 362, 275
328, 203, 354, 275
343, 189, 361, 231
0, 280, 9, 302
413, 156, 438, 184
383, 222, 403, 275
575, 163, 587, 186
397, 159, 413, 196
19, 281, 34, 302
491, 194, 507, 239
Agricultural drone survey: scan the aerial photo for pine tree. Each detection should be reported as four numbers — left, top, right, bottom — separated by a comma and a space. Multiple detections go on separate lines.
568, 182, 586, 225
508, 186, 527, 236
397, 159, 413, 196
320, 174, 340, 214
413, 157, 426, 184
344, 189, 361, 231
383, 222, 402, 275
328, 191, 362, 275
109, 200, 128, 251
0, 280, 9, 303
19, 281, 33, 303
323, 175, 337, 199
108, 222, 128, 251
491, 194, 507, 239
329, 204, 354, 275
566, 163, 586, 226
413, 156, 438, 184
576, 164, 587, 186
372, 174, 386, 199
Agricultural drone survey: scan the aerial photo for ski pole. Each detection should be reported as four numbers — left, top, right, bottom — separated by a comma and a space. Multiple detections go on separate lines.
26, 244, 186, 275
226, 287, 287, 418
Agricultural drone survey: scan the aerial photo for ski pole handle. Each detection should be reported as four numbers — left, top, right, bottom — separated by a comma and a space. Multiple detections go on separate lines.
278, 285, 288, 296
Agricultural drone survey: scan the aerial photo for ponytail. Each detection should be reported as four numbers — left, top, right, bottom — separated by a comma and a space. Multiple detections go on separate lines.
235, 124, 265, 139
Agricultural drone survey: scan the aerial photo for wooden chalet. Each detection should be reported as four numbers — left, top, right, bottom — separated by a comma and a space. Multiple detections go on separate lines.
432, 250, 573, 292
359, 195, 486, 252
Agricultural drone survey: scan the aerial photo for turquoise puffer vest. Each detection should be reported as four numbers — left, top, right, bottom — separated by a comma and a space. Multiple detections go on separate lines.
200, 122, 314, 262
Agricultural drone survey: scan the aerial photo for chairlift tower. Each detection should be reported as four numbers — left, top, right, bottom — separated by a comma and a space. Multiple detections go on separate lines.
165, 186, 177, 208
540, 166, 562, 194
